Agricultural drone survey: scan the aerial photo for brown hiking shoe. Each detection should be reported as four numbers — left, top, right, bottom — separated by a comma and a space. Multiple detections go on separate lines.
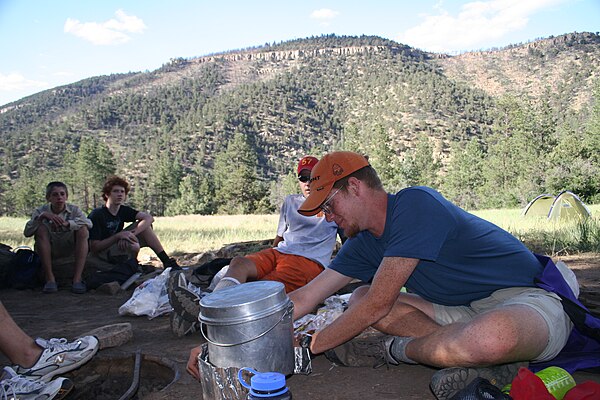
167, 270, 201, 337
430, 362, 528, 400
324, 328, 396, 368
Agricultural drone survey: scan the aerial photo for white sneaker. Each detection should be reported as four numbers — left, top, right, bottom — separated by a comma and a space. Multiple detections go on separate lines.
13, 336, 99, 382
0, 367, 73, 400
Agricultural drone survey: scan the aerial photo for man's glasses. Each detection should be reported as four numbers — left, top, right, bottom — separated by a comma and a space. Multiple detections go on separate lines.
320, 187, 343, 215
298, 175, 311, 183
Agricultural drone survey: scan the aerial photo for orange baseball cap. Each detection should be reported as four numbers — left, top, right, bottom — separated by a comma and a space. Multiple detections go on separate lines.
297, 156, 319, 175
298, 151, 369, 216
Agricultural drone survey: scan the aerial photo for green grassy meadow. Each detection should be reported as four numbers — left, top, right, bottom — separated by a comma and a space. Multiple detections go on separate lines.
1, 204, 599, 256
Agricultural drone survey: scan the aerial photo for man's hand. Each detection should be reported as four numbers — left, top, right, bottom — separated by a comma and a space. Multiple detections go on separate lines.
116, 230, 138, 250
186, 346, 202, 380
40, 212, 68, 231
309, 330, 323, 354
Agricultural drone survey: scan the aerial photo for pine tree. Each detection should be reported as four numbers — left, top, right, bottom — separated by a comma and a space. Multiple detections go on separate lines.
479, 95, 553, 207
10, 166, 47, 216
213, 132, 268, 214
368, 124, 401, 191
269, 171, 300, 211
62, 137, 116, 212
146, 154, 183, 216
547, 103, 600, 203
166, 172, 216, 216
584, 79, 600, 168
441, 139, 485, 210
400, 134, 441, 188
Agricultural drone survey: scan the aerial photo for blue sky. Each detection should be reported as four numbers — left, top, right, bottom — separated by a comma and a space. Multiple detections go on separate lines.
0, 0, 598, 106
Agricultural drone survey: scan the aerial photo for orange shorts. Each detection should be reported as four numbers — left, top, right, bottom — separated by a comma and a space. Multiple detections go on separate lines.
246, 248, 324, 293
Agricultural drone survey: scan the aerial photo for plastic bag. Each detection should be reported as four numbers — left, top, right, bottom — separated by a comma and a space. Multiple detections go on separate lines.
119, 267, 173, 319
294, 293, 349, 336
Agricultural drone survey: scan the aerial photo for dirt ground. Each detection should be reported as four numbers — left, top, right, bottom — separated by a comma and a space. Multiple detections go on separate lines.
1, 252, 600, 399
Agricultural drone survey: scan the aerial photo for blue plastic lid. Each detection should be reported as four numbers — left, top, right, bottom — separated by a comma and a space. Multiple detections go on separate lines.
251, 372, 286, 392
238, 368, 289, 398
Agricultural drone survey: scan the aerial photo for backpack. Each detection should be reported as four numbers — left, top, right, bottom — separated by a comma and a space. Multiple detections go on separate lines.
191, 257, 232, 285
0, 243, 15, 289
86, 258, 142, 290
10, 247, 43, 290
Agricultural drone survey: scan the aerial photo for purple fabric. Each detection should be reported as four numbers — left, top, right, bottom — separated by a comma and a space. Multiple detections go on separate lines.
530, 254, 600, 373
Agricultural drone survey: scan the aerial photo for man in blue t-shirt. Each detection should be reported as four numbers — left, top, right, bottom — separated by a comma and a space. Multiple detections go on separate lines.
291, 151, 574, 400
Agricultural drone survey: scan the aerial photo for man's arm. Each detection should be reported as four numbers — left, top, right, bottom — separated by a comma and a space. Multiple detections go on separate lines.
130, 211, 154, 235
272, 235, 284, 247
67, 205, 93, 231
309, 256, 418, 354
289, 268, 354, 320
23, 207, 44, 237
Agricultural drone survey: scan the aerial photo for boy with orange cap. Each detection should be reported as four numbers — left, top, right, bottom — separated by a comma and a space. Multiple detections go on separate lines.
170, 156, 340, 337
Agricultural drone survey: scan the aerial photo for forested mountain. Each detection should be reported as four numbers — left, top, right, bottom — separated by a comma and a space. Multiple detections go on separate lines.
1, 33, 599, 216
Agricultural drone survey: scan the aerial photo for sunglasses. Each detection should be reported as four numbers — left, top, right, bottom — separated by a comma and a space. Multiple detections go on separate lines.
298, 175, 311, 183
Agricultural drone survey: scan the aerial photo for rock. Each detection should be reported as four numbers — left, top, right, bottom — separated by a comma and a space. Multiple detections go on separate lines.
191, 252, 216, 265
96, 281, 121, 295
84, 322, 133, 349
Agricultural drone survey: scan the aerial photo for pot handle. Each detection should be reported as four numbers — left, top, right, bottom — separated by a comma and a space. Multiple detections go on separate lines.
200, 303, 293, 347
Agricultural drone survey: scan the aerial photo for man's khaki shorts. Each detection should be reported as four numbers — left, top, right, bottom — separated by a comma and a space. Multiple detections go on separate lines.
432, 287, 572, 362
38, 224, 76, 259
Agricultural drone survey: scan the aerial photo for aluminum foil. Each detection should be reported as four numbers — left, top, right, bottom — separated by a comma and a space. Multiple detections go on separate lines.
198, 344, 248, 400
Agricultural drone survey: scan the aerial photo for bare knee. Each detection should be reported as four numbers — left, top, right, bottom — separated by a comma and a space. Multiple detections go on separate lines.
229, 256, 253, 269
455, 314, 524, 365
348, 285, 370, 307
34, 226, 50, 242
227, 256, 257, 281
138, 225, 159, 241
76, 226, 89, 241
128, 241, 141, 255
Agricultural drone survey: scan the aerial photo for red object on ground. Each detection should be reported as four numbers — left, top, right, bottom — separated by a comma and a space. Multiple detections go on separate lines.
510, 367, 555, 400
563, 381, 600, 400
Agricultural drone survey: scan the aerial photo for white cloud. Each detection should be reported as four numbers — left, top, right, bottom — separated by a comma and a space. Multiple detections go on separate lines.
0, 72, 47, 92
310, 8, 340, 25
64, 9, 146, 46
398, 0, 567, 53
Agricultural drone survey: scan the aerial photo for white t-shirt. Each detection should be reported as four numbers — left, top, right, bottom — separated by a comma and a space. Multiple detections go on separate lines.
275, 194, 339, 267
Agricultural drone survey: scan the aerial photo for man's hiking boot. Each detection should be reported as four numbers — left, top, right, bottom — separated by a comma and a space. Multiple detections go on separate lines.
430, 362, 528, 400
324, 328, 398, 368
1, 367, 74, 400
167, 270, 201, 337
13, 336, 99, 382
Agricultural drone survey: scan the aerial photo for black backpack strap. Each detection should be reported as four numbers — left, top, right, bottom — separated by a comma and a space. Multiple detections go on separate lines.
557, 293, 600, 341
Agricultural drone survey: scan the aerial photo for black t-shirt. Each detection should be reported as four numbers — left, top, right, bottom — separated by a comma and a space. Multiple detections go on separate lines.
88, 205, 139, 241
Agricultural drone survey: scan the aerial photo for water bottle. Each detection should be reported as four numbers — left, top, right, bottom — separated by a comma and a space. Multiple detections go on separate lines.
238, 367, 292, 399
120, 272, 142, 290
502, 366, 576, 400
